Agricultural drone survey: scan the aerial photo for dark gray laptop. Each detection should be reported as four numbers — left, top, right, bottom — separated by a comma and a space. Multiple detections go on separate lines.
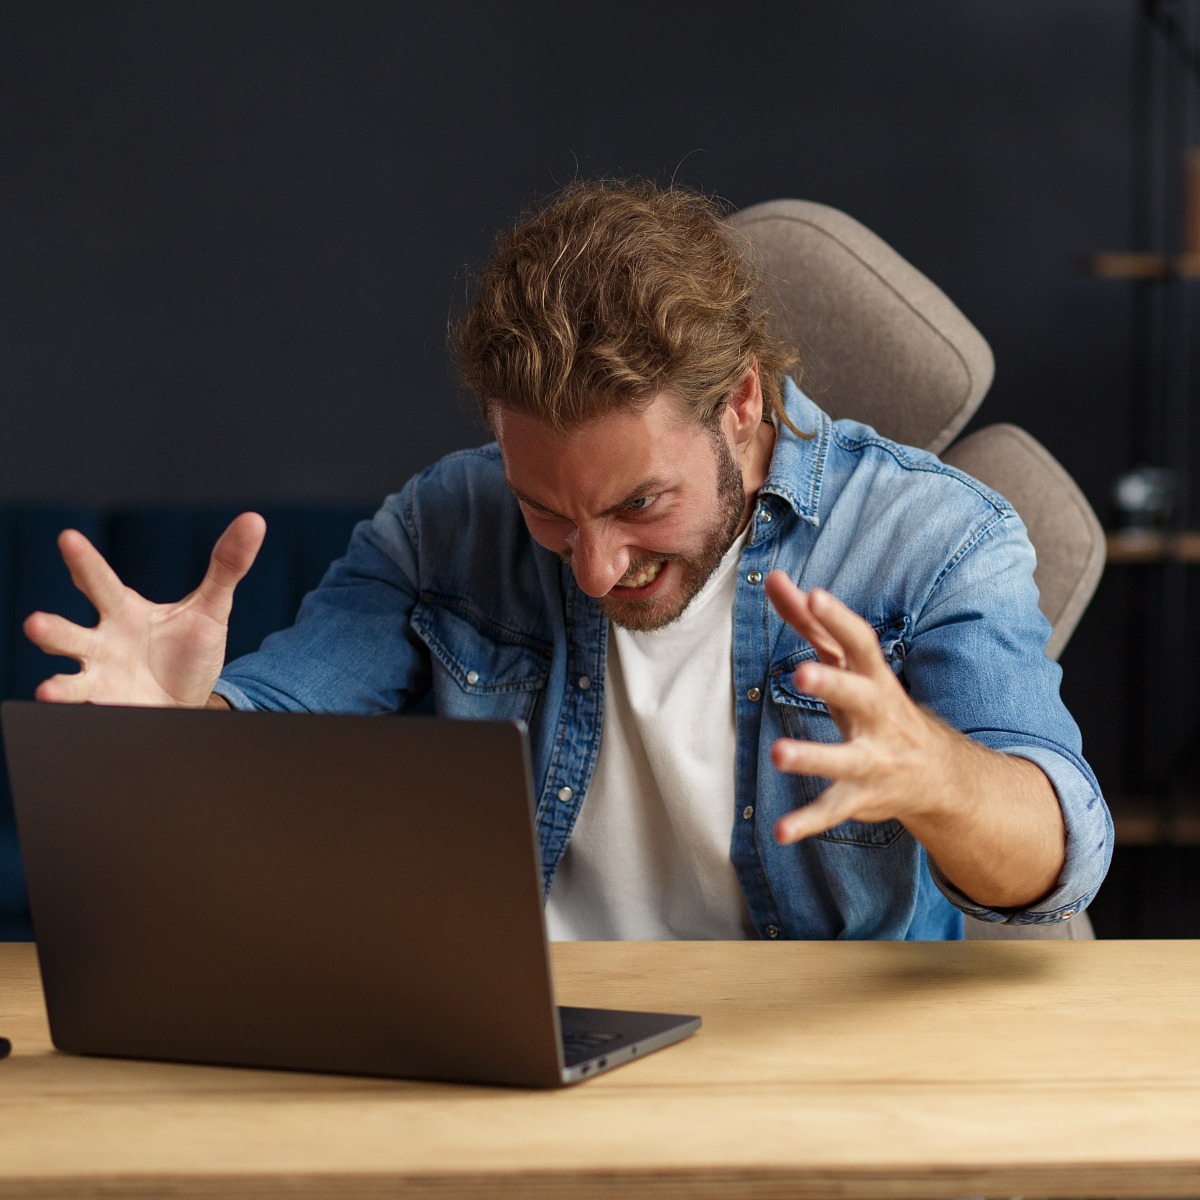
1, 701, 699, 1087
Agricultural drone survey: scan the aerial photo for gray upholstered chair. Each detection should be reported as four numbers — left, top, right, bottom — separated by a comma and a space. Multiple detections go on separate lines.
729, 200, 1104, 940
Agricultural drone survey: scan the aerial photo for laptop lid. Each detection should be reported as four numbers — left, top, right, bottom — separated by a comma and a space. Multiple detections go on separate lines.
2, 702, 698, 1087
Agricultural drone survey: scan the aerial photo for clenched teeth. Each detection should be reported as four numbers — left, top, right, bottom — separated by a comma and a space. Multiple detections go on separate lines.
617, 561, 664, 588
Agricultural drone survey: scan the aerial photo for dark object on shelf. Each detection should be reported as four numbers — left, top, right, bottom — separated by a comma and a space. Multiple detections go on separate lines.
1111, 464, 1179, 530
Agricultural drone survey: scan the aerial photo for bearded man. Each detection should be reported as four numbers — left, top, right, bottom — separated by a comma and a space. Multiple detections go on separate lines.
25, 180, 1112, 940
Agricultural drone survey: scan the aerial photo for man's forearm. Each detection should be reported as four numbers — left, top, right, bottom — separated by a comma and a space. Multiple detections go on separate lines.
905, 719, 1066, 910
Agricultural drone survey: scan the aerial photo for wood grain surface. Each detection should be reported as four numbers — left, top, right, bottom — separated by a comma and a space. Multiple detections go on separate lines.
1, 939, 1198, 1199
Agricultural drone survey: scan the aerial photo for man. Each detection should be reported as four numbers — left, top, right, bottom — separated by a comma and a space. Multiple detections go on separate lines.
25, 179, 1112, 940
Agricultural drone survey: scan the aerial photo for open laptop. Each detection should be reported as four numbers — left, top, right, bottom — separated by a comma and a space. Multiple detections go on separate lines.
1, 701, 699, 1087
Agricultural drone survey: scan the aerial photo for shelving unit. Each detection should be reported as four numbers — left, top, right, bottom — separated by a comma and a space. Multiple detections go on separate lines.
1087, 1, 1199, 859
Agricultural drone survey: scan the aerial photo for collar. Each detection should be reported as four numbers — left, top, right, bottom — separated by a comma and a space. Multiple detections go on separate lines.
758, 375, 829, 528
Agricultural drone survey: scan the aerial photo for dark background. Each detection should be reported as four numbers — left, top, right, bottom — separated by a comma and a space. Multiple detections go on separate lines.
2, 0, 1197, 935
1, 0, 1140, 507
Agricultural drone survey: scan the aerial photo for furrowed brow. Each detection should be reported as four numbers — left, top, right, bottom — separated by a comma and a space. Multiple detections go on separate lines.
504, 479, 565, 518
601, 478, 670, 516
504, 476, 671, 520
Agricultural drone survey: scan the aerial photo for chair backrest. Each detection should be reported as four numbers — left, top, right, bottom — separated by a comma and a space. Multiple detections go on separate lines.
730, 199, 1104, 942
729, 199, 994, 454
729, 198, 1105, 662
940, 425, 1105, 663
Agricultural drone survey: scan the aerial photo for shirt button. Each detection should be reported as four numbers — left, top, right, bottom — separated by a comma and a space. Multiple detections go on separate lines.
556, 786, 574, 803
465, 670, 480, 685
760, 508, 773, 523
746, 686, 762, 702
578, 675, 591, 690
746, 571, 763, 585
765, 924, 780, 939
1060, 908, 1076, 920
742, 805, 754, 820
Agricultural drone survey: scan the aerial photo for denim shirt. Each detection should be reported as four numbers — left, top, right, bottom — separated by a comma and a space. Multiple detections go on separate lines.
216, 379, 1113, 940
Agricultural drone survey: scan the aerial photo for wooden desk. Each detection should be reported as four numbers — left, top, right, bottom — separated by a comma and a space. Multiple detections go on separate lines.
1, 939, 1198, 1198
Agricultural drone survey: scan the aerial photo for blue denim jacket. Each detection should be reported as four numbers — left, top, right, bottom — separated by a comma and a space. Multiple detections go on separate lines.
217, 379, 1113, 940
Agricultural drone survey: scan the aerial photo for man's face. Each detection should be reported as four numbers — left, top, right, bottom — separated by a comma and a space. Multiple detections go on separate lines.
494, 395, 749, 632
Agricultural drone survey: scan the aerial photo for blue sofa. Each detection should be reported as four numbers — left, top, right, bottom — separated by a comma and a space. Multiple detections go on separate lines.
0, 506, 372, 938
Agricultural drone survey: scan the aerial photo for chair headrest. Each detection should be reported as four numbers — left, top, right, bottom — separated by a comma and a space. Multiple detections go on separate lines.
728, 200, 994, 453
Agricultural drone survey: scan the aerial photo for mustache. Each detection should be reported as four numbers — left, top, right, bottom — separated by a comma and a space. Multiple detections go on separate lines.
558, 549, 680, 575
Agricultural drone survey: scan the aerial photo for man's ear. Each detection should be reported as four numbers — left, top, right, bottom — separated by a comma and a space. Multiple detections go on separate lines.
723, 359, 764, 447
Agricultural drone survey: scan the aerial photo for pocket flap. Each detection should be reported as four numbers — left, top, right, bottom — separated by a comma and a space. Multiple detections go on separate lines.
769, 617, 908, 712
412, 600, 551, 694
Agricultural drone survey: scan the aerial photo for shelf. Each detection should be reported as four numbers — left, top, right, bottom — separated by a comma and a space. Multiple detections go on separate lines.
1110, 794, 1200, 846
1105, 530, 1200, 563
1087, 252, 1200, 279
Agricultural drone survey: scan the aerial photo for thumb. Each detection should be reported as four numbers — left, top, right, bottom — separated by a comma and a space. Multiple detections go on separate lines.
194, 512, 267, 616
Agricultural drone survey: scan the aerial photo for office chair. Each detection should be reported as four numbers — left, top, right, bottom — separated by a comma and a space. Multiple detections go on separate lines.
730, 200, 1104, 940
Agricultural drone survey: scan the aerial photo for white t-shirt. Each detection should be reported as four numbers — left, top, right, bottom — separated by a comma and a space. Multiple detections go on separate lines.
545, 528, 756, 940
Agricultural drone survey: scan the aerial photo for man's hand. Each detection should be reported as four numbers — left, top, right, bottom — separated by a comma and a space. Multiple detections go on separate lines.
23, 512, 266, 709
764, 572, 950, 841
764, 571, 1065, 909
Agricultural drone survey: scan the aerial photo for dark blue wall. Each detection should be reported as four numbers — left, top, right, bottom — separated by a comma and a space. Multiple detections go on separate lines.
2, 1, 1196, 937
1, 0, 1137, 510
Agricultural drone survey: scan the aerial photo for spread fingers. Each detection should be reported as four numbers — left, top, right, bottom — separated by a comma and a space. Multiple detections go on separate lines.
764, 572, 847, 667
23, 612, 93, 663
793, 660, 876, 721
34, 671, 92, 704
57, 530, 126, 617
806, 588, 894, 680
770, 737, 851, 779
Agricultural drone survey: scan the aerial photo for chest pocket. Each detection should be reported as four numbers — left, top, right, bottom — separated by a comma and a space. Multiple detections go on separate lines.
412, 599, 551, 726
769, 618, 908, 848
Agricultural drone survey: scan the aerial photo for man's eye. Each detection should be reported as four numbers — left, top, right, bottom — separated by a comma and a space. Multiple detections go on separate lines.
521, 502, 560, 521
626, 495, 657, 512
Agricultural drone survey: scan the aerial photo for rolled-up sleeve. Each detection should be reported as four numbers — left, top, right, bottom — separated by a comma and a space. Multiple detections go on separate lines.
904, 508, 1114, 924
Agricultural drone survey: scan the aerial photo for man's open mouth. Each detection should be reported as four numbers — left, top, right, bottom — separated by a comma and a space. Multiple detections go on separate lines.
613, 560, 666, 591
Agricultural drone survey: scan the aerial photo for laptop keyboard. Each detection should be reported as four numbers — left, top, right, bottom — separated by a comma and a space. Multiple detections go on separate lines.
561, 1028, 620, 1064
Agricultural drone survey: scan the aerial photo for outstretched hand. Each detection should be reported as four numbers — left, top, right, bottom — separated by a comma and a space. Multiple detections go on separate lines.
764, 571, 958, 845
764, 571, 1066, 908
23, 512, 266, 708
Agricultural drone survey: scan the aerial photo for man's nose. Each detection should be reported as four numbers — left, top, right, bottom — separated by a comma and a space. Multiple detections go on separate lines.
569, 527, 630, 598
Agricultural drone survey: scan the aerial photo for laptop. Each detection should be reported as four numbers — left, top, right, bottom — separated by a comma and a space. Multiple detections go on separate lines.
1, 701, 700, 1087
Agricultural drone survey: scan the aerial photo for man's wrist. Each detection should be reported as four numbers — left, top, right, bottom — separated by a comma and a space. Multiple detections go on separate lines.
898, 707, 976, 829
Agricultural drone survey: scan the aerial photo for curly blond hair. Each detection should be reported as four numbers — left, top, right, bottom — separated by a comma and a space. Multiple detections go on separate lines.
454, 178, 802, 434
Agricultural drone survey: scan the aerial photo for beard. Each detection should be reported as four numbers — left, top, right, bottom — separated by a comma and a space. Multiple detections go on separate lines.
594, 432, 748, 633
